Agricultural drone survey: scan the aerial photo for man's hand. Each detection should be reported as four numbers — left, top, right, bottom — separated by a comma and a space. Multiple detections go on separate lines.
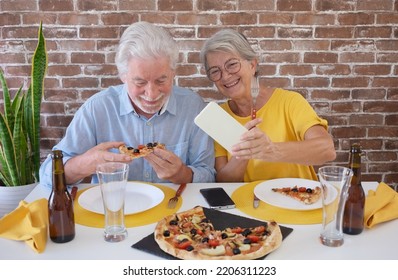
145, 148, 193, 183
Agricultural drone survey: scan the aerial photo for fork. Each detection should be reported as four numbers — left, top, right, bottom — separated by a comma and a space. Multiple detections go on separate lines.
251, 76, 260, 120
167, 183, 187, 208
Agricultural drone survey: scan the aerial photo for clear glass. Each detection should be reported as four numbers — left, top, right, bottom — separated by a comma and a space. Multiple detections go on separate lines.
318, 166, 353, 247
96, 162, 129, 242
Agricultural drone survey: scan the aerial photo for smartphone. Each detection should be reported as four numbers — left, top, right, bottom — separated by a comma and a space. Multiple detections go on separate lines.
200, 187, 236, 210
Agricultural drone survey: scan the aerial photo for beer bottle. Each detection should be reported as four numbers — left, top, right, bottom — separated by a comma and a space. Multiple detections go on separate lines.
48, 150, 75, 243
343, 144, 365, 235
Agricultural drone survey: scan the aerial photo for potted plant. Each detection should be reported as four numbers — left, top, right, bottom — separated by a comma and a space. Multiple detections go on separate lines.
0, 22, 47, 217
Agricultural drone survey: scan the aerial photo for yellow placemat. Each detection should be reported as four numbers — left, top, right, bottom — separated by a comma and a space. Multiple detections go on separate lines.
231, 181, 322, 224
74, 183, 181, 228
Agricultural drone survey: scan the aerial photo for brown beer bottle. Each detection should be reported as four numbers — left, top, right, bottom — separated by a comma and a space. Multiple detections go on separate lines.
48, 150, 75, 243
343, 144, 365, 235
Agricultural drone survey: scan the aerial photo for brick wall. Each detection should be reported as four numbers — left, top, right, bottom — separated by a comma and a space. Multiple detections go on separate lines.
0, 0, 397, 187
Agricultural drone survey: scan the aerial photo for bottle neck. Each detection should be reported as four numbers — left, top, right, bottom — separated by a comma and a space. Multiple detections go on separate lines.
349, 152, 362, 185
52, 157, 67, 192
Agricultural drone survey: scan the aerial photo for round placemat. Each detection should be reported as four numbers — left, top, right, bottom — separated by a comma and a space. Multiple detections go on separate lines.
74, 183, 181, 228
232, 181, 322, 224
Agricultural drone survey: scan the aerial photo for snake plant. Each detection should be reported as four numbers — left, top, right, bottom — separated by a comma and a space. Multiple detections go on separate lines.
0, 22, 47, 186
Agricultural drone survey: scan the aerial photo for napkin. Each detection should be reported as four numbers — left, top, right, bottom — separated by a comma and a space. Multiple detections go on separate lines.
0, 198, 48, 253
364, 182, 398, 228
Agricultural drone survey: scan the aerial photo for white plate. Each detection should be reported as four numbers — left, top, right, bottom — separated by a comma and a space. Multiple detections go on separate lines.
78, 182, 164, 215
254, 178, 327, 211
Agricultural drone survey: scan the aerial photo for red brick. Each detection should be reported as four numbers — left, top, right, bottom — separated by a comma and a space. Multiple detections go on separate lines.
353, 65, 391, 75
239, 0, 274, 10
340, 52, 375, 63
294, 77, 330, 88
119, 0, 156, 10
338, 13, 375, 25
71, 53, 105, 64
39, 0, 74, 11
259, 13, 294, 24
220, 13, 257, 25
331, 101, 362, 113
315, 64, 351, 75
296, 14, 335, 25
158, 0, 193, 11
331, 127, 367, 138
349, 114, 384, 125
197, 0, 236, 11
76, 0, 117, 11
280, 65, 313, 76
316, 0, 355, 11
315, 27, 354, 38
177, 14, 217, 25
357, 0, 394, 11
277, 0, 312, 11
304, 52, 338, 63
278, 28, 313, 38
352, 89, 386, 100
368, 127, 398, 137
331, 77, 370, 88
311, 90, 351, 100
259, 40, 292, 51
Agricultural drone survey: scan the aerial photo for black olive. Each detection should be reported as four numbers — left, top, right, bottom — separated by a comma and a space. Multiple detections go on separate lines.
221, 233, 228, 239
201, 218, 210, 223
186, 245, 194, 251
306, 188, 313, 193
169, 220, 178, 226
153, 142, 158, 147
190, 228, 197, 235
233, 248, 241, 255
163, 230, 170, 237
292, 187, 298, 192
133, 148, 140, 153
127, 146, 134, 150
201, 237, 209, 243
243, 238, 251, 244
146, 143, 153, 148
242, 228, 252, 236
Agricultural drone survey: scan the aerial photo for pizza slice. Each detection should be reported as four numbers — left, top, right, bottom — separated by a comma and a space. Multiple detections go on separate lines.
118, 142, 165, 159
154, 206, 282, 260
272, 186, 321, 205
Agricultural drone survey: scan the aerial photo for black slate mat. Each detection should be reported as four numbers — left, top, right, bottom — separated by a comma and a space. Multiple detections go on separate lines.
131, 207, 293, 260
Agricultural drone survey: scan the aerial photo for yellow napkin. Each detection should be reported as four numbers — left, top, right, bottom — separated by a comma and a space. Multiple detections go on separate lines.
74, 183, 182, 228
0, 198, 48, 253
231, 181, 322, 224
364, 182, 398, 228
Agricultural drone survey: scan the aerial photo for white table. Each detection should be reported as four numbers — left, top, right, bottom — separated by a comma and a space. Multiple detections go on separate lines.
0, 182, 397, 260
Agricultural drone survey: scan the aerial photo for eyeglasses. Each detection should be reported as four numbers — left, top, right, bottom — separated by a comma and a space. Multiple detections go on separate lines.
206, 58, 242, 82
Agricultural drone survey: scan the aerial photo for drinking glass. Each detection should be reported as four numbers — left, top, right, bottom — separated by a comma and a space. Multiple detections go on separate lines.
96, 162, 129, 242
318, 166, 353, 247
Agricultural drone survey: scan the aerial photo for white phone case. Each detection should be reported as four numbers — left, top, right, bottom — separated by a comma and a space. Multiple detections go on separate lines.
194, 102, 247, 153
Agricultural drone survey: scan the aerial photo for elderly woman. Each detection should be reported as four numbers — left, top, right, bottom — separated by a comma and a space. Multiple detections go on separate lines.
200, 29, 336, 182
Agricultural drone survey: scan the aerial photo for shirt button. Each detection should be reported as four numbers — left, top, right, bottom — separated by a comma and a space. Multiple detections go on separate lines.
146, 122, 152, 126
145, 172, 150, 178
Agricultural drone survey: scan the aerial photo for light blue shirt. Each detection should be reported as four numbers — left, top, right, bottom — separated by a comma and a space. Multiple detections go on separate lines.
39, 84, 215, 188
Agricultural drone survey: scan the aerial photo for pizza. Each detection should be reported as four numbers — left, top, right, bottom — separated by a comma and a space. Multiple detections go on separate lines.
118, 142, 165, 159
154, 206, 282, 260
272, 185, 321, 205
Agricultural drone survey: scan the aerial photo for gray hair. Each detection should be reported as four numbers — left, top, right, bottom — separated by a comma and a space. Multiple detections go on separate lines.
200, 29, 258, 72
115, 21, 179, 77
